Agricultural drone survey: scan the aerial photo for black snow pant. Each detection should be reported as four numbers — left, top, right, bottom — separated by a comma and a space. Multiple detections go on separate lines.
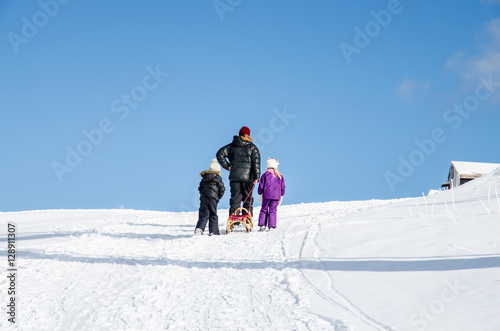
229, 181, 254, 216
196, 196, 220, 235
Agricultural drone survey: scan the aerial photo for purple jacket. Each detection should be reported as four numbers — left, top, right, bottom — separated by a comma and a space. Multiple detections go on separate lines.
258, 170, 285, 200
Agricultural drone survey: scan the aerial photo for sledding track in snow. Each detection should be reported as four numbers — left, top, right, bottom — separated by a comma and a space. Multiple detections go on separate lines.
278, 202, 399, 331
295, 223, 395, 330
0, 201, 388, 330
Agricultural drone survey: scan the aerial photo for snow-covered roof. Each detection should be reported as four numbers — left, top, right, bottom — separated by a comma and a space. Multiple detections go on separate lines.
451, 161, 500, 176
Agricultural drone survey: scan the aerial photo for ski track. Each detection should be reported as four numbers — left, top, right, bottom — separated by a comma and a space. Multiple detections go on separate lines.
282, 207, 399, 330
303, 223, 394, 330
281, 221, 348, 329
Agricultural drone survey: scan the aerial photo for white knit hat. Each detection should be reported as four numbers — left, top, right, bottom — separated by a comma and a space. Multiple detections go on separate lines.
267, 158, 279, 169
209, 159, 221, 173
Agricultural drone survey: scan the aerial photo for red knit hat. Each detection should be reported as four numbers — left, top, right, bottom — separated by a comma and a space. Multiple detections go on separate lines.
239, 126, 250, 136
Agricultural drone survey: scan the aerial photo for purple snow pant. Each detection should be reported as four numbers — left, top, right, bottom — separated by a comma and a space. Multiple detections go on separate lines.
258, 198, 280, 228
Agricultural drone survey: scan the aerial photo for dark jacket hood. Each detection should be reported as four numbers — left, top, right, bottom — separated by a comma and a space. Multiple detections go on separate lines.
231, 135, 251, 147
198, 171, 225, 201
200, 170, 221, 178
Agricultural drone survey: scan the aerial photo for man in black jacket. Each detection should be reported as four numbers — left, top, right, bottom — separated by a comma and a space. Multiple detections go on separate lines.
217, 126, 261, 216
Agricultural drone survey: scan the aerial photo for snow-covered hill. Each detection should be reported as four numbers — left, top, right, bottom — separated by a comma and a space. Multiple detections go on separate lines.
1, 169, 500, 330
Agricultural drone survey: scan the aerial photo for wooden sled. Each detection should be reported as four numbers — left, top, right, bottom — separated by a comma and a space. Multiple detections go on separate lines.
226, 207, 253, 234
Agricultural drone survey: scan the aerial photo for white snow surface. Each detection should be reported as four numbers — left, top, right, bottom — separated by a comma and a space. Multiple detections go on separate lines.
2, 169, 500, 330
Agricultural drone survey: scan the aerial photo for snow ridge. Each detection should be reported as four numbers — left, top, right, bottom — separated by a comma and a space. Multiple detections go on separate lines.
1, 171, 500, 330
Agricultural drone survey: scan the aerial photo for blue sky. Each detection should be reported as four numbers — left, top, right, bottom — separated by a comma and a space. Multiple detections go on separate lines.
1, 0, 500, 212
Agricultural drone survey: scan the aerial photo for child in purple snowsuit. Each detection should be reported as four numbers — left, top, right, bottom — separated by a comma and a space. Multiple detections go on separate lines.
258, 158, 286, 230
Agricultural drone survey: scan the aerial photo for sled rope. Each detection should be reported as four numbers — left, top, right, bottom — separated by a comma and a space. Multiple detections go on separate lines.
242, 181, 256, 209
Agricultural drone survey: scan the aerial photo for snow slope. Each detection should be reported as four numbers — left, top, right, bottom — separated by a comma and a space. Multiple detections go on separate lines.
1, 169, 500, 330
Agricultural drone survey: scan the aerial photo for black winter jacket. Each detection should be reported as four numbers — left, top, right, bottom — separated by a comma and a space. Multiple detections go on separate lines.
198, 171, 225, 202
216, 136, 261, 183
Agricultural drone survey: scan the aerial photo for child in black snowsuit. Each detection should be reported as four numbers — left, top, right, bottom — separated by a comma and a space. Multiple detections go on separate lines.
195, 159, 225, 236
